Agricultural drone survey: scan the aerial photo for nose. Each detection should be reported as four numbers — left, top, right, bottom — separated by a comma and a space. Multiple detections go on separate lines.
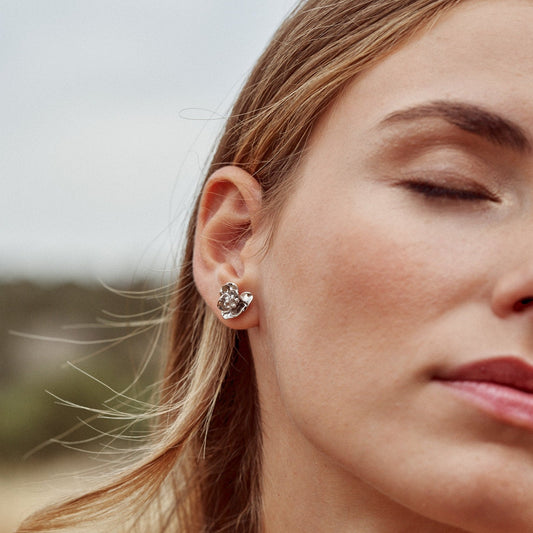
491, 264, 533, 318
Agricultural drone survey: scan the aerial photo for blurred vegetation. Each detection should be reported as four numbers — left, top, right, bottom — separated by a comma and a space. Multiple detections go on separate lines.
0, 279, 169, 465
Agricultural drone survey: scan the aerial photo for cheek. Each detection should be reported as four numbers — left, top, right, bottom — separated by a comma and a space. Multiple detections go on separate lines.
257, 214, 421, 477
258, 195, 485, 446
265, 209, 436, 361
261, 212, 419, 396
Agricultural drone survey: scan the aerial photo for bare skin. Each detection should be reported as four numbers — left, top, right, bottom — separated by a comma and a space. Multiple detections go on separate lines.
194, 1, 533, 531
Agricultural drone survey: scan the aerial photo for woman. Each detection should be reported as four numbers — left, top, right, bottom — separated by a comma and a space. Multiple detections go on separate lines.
19, 0, 533, 531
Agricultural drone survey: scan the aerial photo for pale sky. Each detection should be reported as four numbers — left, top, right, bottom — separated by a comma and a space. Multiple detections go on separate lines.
1, 0, 297, 282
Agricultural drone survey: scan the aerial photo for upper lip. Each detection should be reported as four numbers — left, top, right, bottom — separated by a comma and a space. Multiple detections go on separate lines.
438, 356, 533, 393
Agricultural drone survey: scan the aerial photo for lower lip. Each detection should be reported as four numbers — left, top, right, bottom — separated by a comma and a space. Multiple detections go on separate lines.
439, 380, 533, 431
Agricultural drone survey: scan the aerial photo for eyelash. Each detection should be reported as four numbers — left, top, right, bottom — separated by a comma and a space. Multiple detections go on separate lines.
401, 180, 500, 203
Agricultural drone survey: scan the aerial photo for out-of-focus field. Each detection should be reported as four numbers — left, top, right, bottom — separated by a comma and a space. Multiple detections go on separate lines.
1, 456, 94, 533
1, 280, 163, 532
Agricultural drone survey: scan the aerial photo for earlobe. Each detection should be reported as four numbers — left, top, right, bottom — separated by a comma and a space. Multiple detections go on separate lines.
193, 166, 263, 329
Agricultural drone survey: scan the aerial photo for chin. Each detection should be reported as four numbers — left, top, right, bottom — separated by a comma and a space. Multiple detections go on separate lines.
446, 499, 532, 533
423, 453, 533, 533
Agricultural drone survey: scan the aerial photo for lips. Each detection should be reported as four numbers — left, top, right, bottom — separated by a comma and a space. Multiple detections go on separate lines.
441, 357, 533, 392
437, 356, 533, 430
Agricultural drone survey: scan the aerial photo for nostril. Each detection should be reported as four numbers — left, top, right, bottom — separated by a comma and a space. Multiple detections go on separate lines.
513, 297, 533, 312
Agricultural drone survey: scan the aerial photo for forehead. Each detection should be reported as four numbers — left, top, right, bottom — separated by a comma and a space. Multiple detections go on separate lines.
293, 0, 533, 183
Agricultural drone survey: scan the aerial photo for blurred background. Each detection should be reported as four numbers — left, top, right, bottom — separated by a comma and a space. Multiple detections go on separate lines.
1, 1, 296, 529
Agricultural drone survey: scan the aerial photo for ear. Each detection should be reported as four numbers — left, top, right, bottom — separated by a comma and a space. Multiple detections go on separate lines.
193, 166, 263, 329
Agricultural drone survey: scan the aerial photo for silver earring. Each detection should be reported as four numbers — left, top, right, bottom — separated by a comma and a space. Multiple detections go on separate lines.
217, 282, 253, 319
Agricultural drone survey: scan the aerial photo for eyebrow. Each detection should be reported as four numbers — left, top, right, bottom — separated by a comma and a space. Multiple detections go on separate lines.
381, 100, 531, 153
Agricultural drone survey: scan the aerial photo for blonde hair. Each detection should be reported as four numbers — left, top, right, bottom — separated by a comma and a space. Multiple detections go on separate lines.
19, 1, 463, 531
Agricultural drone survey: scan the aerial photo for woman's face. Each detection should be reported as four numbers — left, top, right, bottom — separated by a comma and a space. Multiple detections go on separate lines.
250, 0, 533, 531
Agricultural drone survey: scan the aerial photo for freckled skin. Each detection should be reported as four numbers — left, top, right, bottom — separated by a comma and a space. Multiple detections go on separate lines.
248, 1, 533, 532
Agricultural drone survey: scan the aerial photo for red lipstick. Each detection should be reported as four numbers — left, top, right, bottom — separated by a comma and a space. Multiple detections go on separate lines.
438, 357, 533, 430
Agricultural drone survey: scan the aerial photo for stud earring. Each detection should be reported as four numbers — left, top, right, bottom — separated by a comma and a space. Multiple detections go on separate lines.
217, 282, 253, 319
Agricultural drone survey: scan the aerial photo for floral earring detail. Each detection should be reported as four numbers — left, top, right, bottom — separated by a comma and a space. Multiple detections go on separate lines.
217, 282, 253, 319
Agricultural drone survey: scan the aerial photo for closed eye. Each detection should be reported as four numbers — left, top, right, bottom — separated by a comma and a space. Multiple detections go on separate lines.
401, 180, 500, 202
